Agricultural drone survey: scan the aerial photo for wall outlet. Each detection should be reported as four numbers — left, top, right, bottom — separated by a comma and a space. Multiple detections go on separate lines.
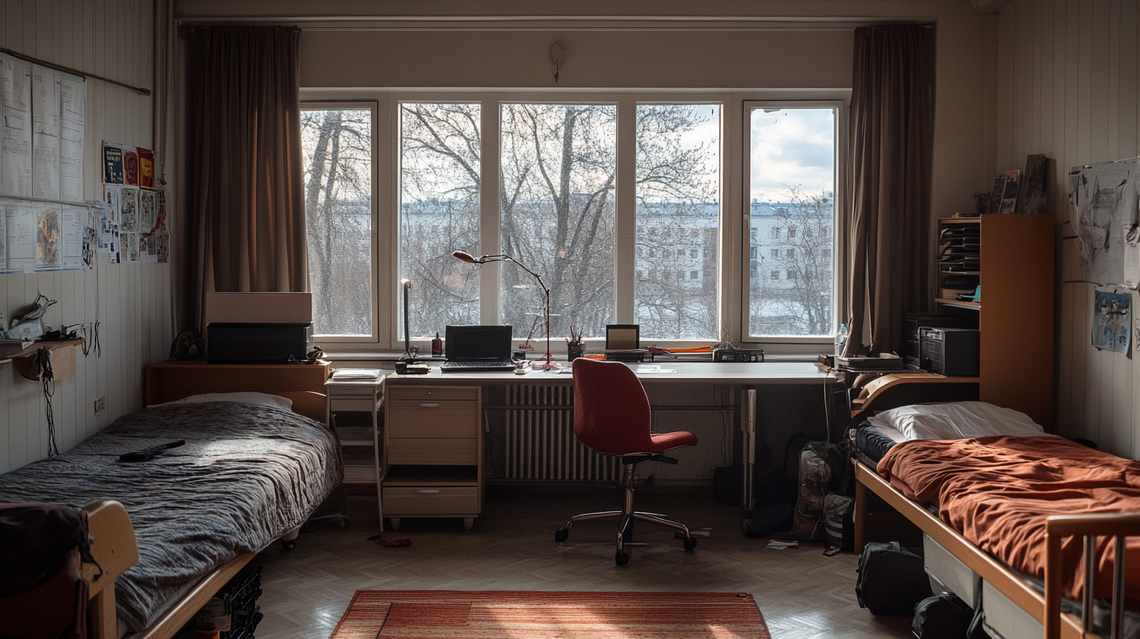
94, 396, 106, 415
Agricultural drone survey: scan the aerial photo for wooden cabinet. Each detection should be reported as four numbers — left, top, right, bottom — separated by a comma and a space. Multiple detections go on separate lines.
382, 385, 482, 531
325, 377, 384, 524
935, 215, 1054, 429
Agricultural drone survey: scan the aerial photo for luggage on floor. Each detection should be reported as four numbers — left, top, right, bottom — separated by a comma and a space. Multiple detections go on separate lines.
912, 592, 985, 639
822, 493, 854, 549
855, 541, 932, 616
792, 442, 845, 542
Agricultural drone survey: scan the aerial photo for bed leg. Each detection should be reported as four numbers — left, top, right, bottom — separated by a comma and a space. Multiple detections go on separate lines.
854, 474, 866, 554
89, 584, 117, 639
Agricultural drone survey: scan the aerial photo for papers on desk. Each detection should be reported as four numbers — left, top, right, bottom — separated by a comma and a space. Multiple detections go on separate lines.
331, 368, 382, 381
634, 365, 675, 374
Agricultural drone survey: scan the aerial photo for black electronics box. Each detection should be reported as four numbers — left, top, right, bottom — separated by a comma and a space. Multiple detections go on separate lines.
920, 327, 979, 376
714, 348, 765, 362
207, 323, 313, 364
903, 313, 963, 367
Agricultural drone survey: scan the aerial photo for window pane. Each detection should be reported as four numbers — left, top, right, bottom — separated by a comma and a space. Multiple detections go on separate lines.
399, 103, 481, 340
500, 103, 616, 340
747, 107, 836, 338
634, 104, 720, 341
302, 108, 373, 337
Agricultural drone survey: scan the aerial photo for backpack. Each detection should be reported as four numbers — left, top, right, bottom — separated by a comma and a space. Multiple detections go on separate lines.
912, 593, 982, 639
855, 541, 933, 616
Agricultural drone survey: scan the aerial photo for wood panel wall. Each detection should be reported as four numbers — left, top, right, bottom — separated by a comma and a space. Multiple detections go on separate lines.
994, 0, 1139, 456
0, 0, 169, 474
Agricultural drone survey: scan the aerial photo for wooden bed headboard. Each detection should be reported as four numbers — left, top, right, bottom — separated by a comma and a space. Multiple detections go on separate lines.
145, 361, 329, 422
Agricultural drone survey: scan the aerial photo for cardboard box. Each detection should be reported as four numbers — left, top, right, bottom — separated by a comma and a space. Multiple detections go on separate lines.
205, 292, 312, 325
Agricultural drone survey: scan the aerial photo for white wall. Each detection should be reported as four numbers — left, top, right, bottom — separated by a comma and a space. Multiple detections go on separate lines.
992, 0, 1139, 456
0, 0, 170, 473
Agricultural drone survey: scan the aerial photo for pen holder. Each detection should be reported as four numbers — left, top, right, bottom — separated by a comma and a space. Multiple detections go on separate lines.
567, 343, 583, 361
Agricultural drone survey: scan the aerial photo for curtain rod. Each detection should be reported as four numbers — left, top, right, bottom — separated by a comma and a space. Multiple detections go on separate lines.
0, 46, 151, 97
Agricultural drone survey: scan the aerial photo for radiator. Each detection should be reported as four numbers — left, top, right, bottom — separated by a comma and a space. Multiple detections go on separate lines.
505, 384, 620, 481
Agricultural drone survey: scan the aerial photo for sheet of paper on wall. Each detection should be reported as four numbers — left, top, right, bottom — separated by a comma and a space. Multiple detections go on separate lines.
103, 183, 120, 221
139, 189, 157, 234
1091, 288, 1132, 354
1125, 224, 1140, 289
5, 206, 35, 271
120, 186, 138, 232
124, 232, 139, 263
0, 53, 33, 198
58, 74, 85, 203
103, 141, 123, 184
1068, 157, 1140, 286
60, 206, 86, 270
0, 205, 5, 268
31, 65, 60, 201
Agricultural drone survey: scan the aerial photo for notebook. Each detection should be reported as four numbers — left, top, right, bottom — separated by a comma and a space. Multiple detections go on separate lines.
440, 325, 516, 372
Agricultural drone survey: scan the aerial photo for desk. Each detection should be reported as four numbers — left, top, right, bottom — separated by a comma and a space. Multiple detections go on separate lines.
382, 362, 826, 531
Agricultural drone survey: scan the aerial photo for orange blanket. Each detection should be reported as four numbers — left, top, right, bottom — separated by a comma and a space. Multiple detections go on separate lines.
878, 436, 1140, 602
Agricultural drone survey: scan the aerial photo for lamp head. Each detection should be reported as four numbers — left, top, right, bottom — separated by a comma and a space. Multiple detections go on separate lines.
452, 250, 479, 264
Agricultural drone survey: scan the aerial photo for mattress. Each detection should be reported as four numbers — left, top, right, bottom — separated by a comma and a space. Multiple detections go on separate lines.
0, 400, 343, 632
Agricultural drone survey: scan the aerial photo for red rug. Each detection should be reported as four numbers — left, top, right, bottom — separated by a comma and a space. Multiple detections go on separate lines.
329, 590, 770, 638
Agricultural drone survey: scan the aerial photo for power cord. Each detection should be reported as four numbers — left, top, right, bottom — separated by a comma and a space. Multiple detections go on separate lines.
38, 348, 60, 458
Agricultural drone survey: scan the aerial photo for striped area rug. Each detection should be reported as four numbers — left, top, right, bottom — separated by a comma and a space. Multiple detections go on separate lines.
329, 590, 771, 638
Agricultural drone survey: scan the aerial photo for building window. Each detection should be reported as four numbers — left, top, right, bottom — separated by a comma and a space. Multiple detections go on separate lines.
746, 103, 839, 339
771, 270, 780, 280
690, 270, 699, 280
770, 249, 779, 259
302, 105, 375, 338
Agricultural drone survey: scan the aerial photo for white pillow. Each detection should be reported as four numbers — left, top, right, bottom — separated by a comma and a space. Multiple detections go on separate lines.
153, 391, 293, 411
866, 401, 1046, 441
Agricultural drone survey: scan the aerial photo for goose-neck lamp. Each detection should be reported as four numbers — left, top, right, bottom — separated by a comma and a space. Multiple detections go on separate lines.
452, 250, 559, 371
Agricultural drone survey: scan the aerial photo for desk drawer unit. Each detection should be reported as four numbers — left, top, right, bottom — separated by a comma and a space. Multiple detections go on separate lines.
383, 385, 482, 530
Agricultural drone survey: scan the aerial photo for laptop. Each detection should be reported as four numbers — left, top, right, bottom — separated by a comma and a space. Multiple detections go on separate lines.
440, 325, 516, 372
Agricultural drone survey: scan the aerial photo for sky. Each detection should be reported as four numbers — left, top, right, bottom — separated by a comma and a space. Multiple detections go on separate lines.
749, 108, 835, 203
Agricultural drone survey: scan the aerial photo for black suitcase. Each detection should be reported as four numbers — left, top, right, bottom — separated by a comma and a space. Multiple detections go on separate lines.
912, 593, 975, 638
855, 541, 932, 616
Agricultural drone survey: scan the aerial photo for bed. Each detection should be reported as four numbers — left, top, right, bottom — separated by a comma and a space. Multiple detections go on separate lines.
851, 401, 1140, 639
0, 362, 339, 639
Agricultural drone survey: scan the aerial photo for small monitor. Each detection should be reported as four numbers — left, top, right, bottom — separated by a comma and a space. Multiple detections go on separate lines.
605, 325, 640, 350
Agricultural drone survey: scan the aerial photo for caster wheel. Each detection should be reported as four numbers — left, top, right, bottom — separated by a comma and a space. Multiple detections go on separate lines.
615, 550, 630, 566
683, 537, 697, 551
554, 528, 569, 542
390, 518, 401, 530
281, 539, 296, 551
337, 518, 350, 529
463, 518, 474, 531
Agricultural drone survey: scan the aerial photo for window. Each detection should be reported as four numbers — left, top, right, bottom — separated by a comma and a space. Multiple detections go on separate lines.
634, 104, 721, 341
303, 92, 842, 351
745, 103, 839, 339
398, 102, 481, 339
302, 105, 374, 337
500, 103, 616, 339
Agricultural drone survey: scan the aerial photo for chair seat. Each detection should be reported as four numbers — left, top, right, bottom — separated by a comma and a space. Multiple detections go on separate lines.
649, 430, 698, 452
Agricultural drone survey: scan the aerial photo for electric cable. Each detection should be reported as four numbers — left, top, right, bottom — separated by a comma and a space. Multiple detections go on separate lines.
40, 349, 60, 458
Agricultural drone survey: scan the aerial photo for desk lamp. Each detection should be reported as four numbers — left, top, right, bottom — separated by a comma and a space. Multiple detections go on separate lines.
452, 250, 560, 371
396, 279, 429, 374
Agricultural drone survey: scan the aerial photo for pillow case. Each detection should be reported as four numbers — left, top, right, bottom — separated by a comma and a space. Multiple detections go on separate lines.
152, 391, 293, 411
866, 401, 1046, 441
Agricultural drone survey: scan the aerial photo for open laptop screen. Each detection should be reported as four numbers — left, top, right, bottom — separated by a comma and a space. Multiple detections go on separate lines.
445, 325, 513, 361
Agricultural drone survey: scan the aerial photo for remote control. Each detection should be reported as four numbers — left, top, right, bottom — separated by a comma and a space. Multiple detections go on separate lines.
118, 440, 186, 463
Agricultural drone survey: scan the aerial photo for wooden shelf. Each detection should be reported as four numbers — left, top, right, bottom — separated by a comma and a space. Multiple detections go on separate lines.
935, 298, 981, 310
4, 338, 85, 380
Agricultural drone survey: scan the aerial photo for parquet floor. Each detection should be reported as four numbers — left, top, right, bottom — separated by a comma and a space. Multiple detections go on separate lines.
251, 492, 913, 639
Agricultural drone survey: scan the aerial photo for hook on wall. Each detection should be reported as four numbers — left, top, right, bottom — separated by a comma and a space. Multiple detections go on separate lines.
550, 41, 568, 83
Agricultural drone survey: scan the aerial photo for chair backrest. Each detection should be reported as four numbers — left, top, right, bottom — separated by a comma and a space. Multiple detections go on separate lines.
572, 358, 653, 455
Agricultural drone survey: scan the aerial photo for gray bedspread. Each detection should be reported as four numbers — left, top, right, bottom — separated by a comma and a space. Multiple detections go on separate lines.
0, 401, 343, 632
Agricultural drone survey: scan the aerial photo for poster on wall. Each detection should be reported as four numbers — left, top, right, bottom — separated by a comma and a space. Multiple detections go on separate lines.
139, 189, 157, 234
30, 65, 60, 201
1068, 157, 1140, 288
1092, 288, 1133, 355
35, 207, 59, 269
120, 186, 138, 232
4, 205, 34, 271
59, 74, 85, 202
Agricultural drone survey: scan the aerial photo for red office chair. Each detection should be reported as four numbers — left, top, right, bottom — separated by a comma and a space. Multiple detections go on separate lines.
554, 358, 699, 565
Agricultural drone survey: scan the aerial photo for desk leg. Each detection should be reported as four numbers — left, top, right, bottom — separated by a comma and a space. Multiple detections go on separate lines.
740, 385, 757, 530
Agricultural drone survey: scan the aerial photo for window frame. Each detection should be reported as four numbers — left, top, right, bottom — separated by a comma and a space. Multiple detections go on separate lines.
300, 90, 848, 354
740, 99, 848, 348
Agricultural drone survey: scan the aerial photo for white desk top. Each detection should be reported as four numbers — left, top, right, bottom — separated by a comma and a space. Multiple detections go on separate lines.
385, 361, 825, 386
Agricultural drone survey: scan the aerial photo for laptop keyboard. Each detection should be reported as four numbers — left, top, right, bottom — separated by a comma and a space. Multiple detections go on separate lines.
440, 360, 516, 372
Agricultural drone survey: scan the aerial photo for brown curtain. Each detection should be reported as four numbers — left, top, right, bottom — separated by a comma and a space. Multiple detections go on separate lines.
180, 26, 307, 332
844, 24, 935, 356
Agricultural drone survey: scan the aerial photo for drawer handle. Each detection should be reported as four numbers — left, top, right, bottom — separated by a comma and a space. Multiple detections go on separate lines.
418, 402, 441, 408
415, 489, 441, 495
